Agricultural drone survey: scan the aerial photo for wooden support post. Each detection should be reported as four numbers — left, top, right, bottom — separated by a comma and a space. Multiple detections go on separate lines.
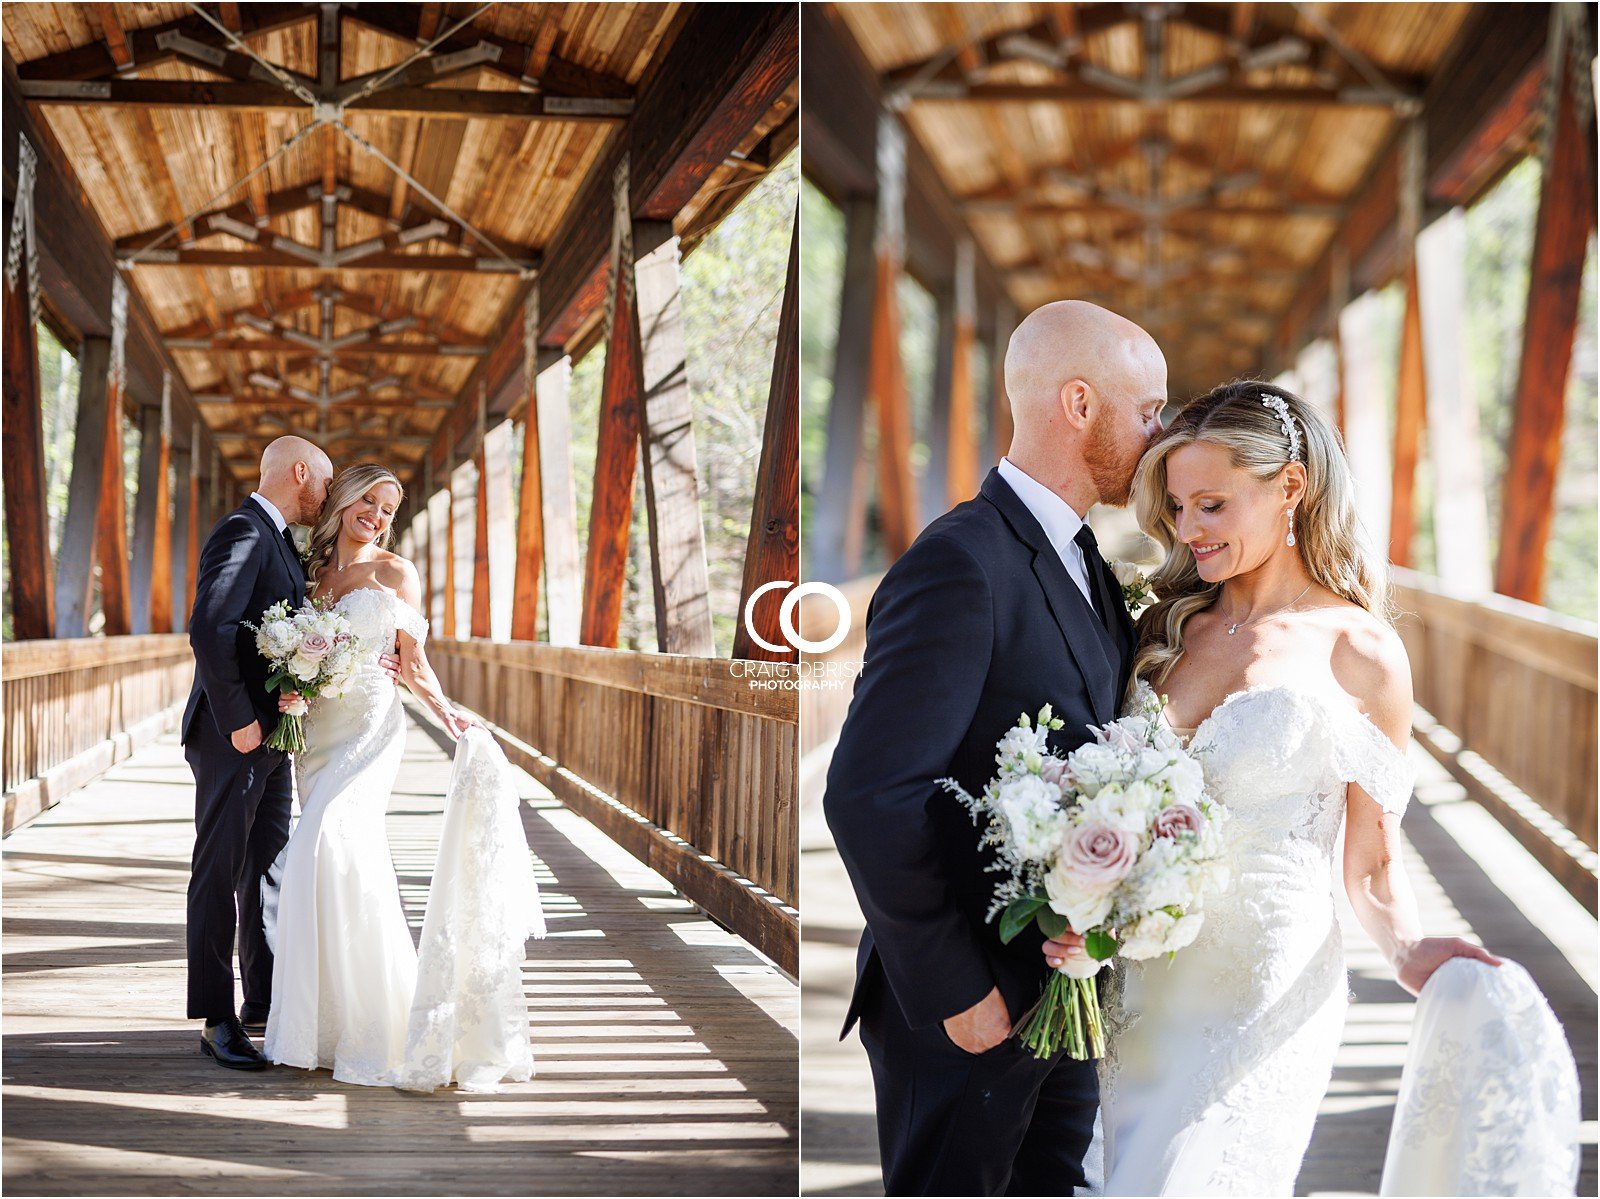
1496, 13, 1597, 602
130, 404, 161, 633
869, 113, 916, 560
1417, 210, 1493, 592
633, 220, 714, 655
96, 283, 133, 636
1, 164, 53, 640
582, 161, 643, 649
427, 479, 450, 633
484, 418, 515, 642
1389, 261, 1426, 569
811, 194, 874, 584
149, 380, 173, 633
471, 387, 491, 640
171, 447, 190, 632
447, 456, 467, 640
734, 215, 800, 663
992, 302, 1016, 463
1339, 293, 1393, 556
1329, 242, 1352, 438
1388, 121, 1427, 570
186, 421, 199, 622
512, 406, 545, 641
55, 337, 110, 637
512, 292, 546, 642
947, 238, 979, 506
535, 354, 582, 646
922, 289, 954, 526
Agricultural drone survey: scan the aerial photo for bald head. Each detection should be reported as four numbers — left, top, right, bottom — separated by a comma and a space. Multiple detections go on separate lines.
257, 436, 333, 526
1004, 301, 1165, 437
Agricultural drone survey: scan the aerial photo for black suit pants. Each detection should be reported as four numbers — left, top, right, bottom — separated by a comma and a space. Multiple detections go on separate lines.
183, 710, 294, 1021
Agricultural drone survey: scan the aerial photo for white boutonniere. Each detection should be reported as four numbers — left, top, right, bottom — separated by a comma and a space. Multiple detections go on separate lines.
1110, 561, 1155, 616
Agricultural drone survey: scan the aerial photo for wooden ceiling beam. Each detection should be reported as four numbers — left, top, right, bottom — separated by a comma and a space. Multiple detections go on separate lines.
125, 247, 535, 273
904, 80, 1414, 107
1263, 2, 1554, 375
17, 78, 630, 120
415, 2, 798, 489
167, 335, 486, 357
342, 5, 633, 102
198, 394, 452, 412
14, 4, 313, 83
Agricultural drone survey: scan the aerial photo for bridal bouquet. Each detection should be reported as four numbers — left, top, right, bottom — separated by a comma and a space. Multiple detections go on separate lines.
940, 689, 1229, 1060
244, 599, 360, 754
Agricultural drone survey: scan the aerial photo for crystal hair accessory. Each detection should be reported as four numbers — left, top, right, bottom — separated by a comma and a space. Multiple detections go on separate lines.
1259, 391, 1301, 462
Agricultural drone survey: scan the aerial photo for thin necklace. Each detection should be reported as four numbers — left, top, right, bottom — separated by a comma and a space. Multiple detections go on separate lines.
1223, 582, 1315, 636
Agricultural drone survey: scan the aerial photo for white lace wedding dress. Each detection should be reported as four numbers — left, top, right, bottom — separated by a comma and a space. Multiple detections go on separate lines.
263, 587, 542, 1089
1097, 682, 1416, 1195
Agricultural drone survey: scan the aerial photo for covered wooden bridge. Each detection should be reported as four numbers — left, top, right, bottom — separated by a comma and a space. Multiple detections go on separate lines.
1, 3, 798, 1193
799, 3, 1596, 1194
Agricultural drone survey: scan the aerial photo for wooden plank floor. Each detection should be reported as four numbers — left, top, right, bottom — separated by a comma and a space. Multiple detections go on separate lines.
799, 742, 1598, 1197
3, 704, 798, 1197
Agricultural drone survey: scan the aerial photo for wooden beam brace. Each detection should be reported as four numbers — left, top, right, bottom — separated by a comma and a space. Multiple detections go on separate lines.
733, 217, 799, 663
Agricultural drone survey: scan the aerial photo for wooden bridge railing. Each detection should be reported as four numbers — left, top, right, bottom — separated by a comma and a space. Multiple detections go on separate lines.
2, 635, 193, 834
803, 571, 1600, 913
429, 639, 799, 975
1390, 568, 1598, 910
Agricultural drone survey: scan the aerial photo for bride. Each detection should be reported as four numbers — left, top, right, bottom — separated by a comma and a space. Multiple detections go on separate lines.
262, 463, 490, 1086
1042, 383, 1501, 1194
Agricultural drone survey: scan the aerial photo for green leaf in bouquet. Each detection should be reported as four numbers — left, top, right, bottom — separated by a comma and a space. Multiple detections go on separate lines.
1086, 929, 1118, 960
1035, 908, 1069, 940
265, 671, 289, 691
999, 895, 1048, 944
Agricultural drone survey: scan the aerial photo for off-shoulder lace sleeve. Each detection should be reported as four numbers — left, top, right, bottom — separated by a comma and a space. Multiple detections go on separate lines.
1329, 704, 1416, 815
395, 600, 429, 647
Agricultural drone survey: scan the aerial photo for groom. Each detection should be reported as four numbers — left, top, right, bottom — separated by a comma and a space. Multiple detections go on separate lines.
182, 435, 404, 1069
824, 301, 1167, 1195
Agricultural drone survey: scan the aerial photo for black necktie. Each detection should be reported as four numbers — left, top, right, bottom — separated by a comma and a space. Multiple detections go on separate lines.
1073, 524, 1117, 634
283, 527, 300, 557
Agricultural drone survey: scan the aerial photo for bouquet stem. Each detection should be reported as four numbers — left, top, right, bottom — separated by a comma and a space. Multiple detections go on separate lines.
265, 713, 305, 754
1016, 970, 1106, 1060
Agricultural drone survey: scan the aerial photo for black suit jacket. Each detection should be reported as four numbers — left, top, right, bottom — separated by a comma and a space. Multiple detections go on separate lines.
182, 497, 308, 745
824, 468, 1136, 1035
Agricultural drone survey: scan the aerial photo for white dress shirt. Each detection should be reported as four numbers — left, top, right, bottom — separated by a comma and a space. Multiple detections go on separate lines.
996, 457, 1096, 608
248, 491, 289, 535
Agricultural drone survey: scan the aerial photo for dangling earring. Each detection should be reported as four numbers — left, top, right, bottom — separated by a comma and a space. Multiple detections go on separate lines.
1285, 507, 1297, 548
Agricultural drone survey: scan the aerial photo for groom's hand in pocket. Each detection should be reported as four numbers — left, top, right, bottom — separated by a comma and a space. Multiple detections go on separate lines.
943, 986, 1013, 1054
231, 721, 263, 754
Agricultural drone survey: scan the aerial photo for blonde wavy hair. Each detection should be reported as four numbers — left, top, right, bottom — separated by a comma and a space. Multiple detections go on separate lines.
304, 462, 404, 588
1130, 380, 1389, 690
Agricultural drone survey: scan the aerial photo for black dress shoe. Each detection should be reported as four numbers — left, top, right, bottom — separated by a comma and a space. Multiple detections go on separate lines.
239, 1004, 269, 1036
201, 1017, 269, 1070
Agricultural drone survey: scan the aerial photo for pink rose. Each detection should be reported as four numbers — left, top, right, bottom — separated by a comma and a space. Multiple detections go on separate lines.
1100, 723, 1144, 753
1152, 803, 1203, 839
298, 632, 332, 661
1060, 822, 1137, 891
1039, 757, 1071, 788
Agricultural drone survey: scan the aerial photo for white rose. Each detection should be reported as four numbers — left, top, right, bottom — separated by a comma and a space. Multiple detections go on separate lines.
1118, 910, 1204, 960
289, 653, 320, 682
1044, 858, 1116, 933
1080, 781, 1158, 835
1110, 560, 1146, 588
1064, 741, 1124, 798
